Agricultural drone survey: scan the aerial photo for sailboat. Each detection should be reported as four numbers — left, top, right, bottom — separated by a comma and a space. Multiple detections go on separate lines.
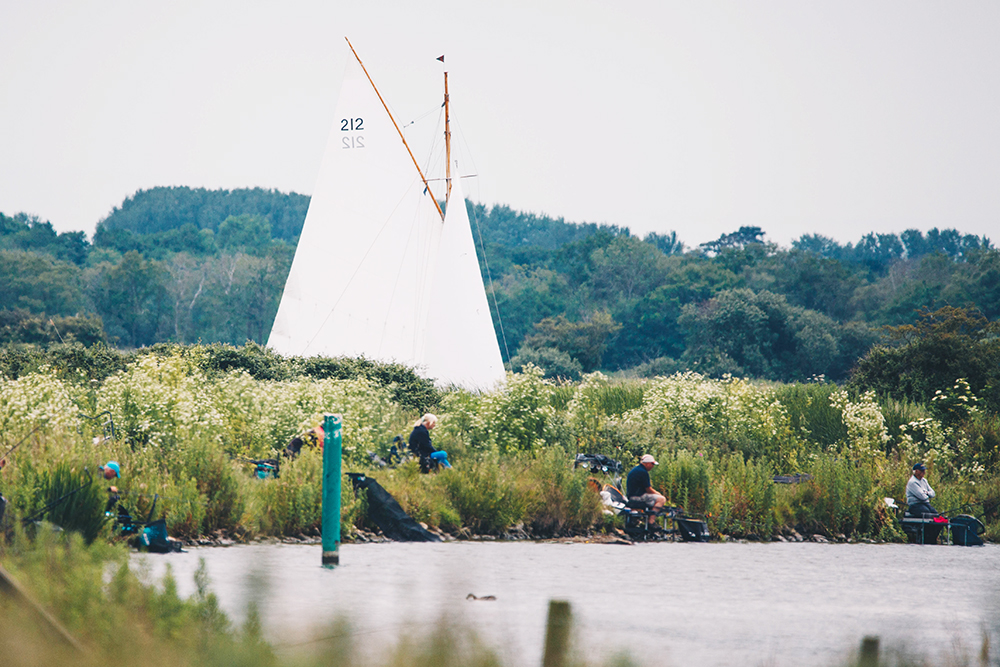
267, 40, 506, 390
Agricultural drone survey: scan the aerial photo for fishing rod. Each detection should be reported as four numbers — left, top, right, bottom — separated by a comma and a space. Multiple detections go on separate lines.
0, 425, 42, 464
22, 468, 94, 525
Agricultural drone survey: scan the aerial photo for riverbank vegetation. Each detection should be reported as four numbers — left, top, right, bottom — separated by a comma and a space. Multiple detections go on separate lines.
1, 334, 997, 545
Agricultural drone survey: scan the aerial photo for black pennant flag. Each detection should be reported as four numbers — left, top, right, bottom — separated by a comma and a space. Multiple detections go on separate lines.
436, 55, 445, 62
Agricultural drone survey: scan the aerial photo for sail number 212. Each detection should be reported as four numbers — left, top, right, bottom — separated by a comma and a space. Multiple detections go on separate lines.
341, 117, 364, 149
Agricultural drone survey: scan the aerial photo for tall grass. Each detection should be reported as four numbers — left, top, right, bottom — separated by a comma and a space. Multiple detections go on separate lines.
783, 455, 878, 537
518, 449, 603, 536
772, 383, 847, 447
710, 454, 775, 538
1, 350, 997, 542
651, 449, 713, 514
439, 455, 528, 535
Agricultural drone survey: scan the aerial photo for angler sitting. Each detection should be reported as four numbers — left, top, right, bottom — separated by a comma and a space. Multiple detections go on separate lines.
905, 462, 939, 517
408, 413, 451, 473
626, 454, 666, 525
284, 425, 325, 459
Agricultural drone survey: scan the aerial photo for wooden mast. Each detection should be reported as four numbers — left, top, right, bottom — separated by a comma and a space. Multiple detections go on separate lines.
444, 70, 452, 204
344, 37, 445, 221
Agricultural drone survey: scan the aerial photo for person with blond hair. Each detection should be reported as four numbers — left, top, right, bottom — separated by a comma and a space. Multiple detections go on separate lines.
408, 413, 451, 473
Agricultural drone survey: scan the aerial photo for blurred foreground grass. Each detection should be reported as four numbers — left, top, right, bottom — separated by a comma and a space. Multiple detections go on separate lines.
1, 529, 997, 667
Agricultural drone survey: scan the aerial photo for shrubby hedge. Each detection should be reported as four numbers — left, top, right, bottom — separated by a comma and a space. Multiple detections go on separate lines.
1, 345, 997, 543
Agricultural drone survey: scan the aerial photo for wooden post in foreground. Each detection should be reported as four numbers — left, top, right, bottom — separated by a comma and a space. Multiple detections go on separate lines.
859, 635, 880, 667
322, 414, 342, 567
542, 599, 572, 667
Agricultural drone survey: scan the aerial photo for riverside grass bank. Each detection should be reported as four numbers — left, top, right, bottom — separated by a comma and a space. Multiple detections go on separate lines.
1, 343, 997, 546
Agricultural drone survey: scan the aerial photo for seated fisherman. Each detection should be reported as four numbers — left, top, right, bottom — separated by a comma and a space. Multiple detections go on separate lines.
99, 460, 122, 513
408, 413, 451, 473
626, 454, 666, 524
284, 425, 325, 459
906, 462, 939, 517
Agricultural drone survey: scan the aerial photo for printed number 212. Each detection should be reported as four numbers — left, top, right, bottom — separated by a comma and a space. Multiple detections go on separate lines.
341, 118, 364, 131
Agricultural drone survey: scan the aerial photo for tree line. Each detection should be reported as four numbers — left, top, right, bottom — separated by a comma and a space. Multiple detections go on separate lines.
2, 188, 997, 389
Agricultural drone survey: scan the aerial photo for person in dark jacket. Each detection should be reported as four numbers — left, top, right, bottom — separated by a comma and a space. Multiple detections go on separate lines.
408, 413, 451, 473
626, 454, 666, 525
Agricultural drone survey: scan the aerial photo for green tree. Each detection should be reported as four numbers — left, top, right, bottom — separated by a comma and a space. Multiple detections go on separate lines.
0, 250, 85, 314
216, 215, 272, 255
850, 306, 1000, 413
89, 251, 171, 346
0, 309, 107, 345
520, 311, 621, 372
588, 236, 669, 302
679, 288, 852, 381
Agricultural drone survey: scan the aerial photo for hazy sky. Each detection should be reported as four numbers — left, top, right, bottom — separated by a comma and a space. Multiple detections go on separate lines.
2, 1, 999, 248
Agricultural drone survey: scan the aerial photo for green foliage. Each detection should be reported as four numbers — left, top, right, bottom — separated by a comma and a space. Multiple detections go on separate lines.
784, 455, 879, 537
772, 382, 848, 447
850, 306, 1000, 413
246, 448, 324, 536
0, 249, 85, 315
510, 344, 582, 381
519, 449, 603, 536
0, 212, 89, 264
520, 312, 621, 372
0, 309, 106, 345
217, 214, 272, 254
440, 455, 527, 535
459, 365, 569, 454
709, 454, 775, 538
97, 185, 309, 242
171, 439, 245, 535
650, 449, 713, 514
0, 531, 281, 667
6, 188, 1000, 387
89, 250, 171, 346
620, 372, 797, 466
679, 288, 861, 382
28, 462, 109, 544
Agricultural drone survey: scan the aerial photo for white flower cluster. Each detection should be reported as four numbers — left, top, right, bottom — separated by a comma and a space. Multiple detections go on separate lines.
212, 370, 401, 458
2, 353, 404, 464
462, 364, 567, 453
565, 371, 614, 434
829, 389, 889, 459
97, 354, 225, 450
0, 366, 83, 436
620, 372, 787, 442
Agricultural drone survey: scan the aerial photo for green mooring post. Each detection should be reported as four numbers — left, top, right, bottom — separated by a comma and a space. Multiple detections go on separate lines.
322, 413, 342, 567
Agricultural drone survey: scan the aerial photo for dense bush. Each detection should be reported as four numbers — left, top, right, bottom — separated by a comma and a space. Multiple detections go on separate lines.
1, 347, 997, 542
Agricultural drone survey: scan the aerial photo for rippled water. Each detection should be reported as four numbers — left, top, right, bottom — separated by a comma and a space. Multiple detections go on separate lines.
134, 541, 1000, 667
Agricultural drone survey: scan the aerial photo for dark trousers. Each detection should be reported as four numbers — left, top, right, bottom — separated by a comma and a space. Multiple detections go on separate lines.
907, 501, 938, 517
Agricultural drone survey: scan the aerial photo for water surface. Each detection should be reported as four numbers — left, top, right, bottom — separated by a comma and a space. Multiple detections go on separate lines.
134, 541, 1000, 667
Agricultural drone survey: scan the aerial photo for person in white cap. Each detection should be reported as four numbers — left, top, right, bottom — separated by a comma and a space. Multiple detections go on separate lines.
626, 454, 666, 524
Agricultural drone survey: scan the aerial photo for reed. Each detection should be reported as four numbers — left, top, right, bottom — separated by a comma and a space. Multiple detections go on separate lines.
650, 449, 713, 515
439, 454, 528, 535
772, 382, 847, 447
709, 454, 775, 538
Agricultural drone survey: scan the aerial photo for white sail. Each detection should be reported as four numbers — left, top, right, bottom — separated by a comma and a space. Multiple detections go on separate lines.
268, 58, 443, 362
268, 51, 507, 390
423, 172, 506, 389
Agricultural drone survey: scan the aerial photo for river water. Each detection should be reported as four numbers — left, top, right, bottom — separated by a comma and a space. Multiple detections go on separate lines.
133, 541, 1000, 667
